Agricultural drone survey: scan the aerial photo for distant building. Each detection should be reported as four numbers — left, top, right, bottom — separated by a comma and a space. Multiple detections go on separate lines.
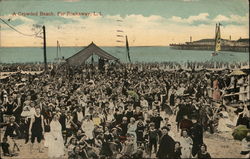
236, 38, 249, 46
170, 38, 249, 52
185, 38, 237, 46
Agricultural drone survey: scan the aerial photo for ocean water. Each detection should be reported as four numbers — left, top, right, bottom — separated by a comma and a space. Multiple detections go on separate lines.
0, 46, 249, 64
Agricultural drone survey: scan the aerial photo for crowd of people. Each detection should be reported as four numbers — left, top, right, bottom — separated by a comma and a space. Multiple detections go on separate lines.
0, 62, 249, 158
0, 60, 249, 72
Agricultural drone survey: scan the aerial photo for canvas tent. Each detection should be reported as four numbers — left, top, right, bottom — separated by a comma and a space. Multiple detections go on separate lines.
66, 42, 119, 66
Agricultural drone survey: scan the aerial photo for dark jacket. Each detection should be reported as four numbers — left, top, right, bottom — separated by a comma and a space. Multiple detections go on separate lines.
157, 134, 175, 158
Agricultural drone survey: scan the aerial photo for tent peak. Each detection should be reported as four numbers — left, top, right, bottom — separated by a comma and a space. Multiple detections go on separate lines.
89, 41, 97, 46
66, 42, 119, 66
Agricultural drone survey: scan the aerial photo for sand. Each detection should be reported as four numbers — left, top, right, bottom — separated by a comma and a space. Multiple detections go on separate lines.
2, 114, 245, 159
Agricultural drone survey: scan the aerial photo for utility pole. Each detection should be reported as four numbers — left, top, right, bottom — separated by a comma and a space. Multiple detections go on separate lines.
42, 25, 48, 71
0, 25, 1, 65
0, 25, 1, 47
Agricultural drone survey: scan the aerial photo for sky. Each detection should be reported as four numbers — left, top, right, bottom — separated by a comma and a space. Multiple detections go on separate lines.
0, 0, 249, 47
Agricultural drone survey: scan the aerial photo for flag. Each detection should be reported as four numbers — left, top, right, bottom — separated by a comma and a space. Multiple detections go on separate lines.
126, 35, 131, 63
214, 23, 221, 52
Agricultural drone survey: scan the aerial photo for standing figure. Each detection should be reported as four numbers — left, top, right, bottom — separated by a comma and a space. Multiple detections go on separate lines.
150, 109, 163, 130
169, 89, 176, 107
72, 106, 84, 128
148, 123, 159, 157
179, 130, 193, 158
3, 116, 20, 153
156, 126, 175, 159
59, 108, 67, 142
81, 115, 95, 145
29, 107, 44, 153
190, 117, 203, 157
136, 116, 145, 147
47, 114, 65, 158
212, 78, 221, 102
173, 142, 182, 159
0, 137, 12, 157
118, 117, 128, 143
21, 101, 35, 144
127, 117, 137, 152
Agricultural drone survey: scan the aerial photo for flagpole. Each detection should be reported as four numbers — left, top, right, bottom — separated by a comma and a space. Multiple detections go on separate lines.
126, 35, 131, 63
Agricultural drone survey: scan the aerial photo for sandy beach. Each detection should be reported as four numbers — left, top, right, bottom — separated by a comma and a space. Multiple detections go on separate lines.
2, 111, 244, 159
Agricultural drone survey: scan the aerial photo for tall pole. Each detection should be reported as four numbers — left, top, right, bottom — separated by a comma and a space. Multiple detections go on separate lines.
0, 25, 1, 63
0, 25, 1, 47
0, 25, 1, 65
43, 25, 48, 71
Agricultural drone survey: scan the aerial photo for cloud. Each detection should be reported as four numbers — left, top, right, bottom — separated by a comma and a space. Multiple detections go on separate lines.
169, 13, 248, 26
1, 13, 248, 47
213, 15, 230, 22
170, 13, 209, 24
125, 14, 163, 22
213, 14, 249, 24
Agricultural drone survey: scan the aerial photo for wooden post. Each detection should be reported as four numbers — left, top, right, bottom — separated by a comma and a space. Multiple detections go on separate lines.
43, 25, 48, 71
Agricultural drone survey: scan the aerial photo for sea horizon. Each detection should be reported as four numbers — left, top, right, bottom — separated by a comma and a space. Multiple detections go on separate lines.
0, 45, 171, 48
0, 46, 249, 64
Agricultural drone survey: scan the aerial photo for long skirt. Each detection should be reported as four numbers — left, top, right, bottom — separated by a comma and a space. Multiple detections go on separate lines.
47, 132, 65, 158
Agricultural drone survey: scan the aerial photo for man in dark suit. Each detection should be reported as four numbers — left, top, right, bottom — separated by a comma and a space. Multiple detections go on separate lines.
59, 107, 67, 141
156, 126, 175, 159
190, 116, 203, 157
72, 106, 84, 128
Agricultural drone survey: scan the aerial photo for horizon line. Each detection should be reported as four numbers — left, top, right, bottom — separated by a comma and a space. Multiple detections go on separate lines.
0, 45, 170, 48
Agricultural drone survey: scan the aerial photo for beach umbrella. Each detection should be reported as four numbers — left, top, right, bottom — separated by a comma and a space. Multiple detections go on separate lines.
229, 70, 247, 76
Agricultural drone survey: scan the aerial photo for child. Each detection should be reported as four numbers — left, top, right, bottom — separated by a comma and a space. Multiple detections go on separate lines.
148, 123, 159, 157
4, 116, 20, 152
67, 137, 77, 157
197, 144, 211, 159
0, 137, 12, 157
4, 116, 20, 139
136, 116, 145, 147
173, 141, 182, 159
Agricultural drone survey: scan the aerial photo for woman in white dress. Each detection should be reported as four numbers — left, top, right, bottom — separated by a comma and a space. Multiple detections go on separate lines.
217, 107, 234, 132
179, 130, 193, 158
47, 114, 65, 158
127, 117, 137, 153
81, 115, 94, 144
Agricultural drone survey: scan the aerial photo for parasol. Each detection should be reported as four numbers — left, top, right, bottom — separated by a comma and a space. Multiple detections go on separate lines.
229, 70, 247, 76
